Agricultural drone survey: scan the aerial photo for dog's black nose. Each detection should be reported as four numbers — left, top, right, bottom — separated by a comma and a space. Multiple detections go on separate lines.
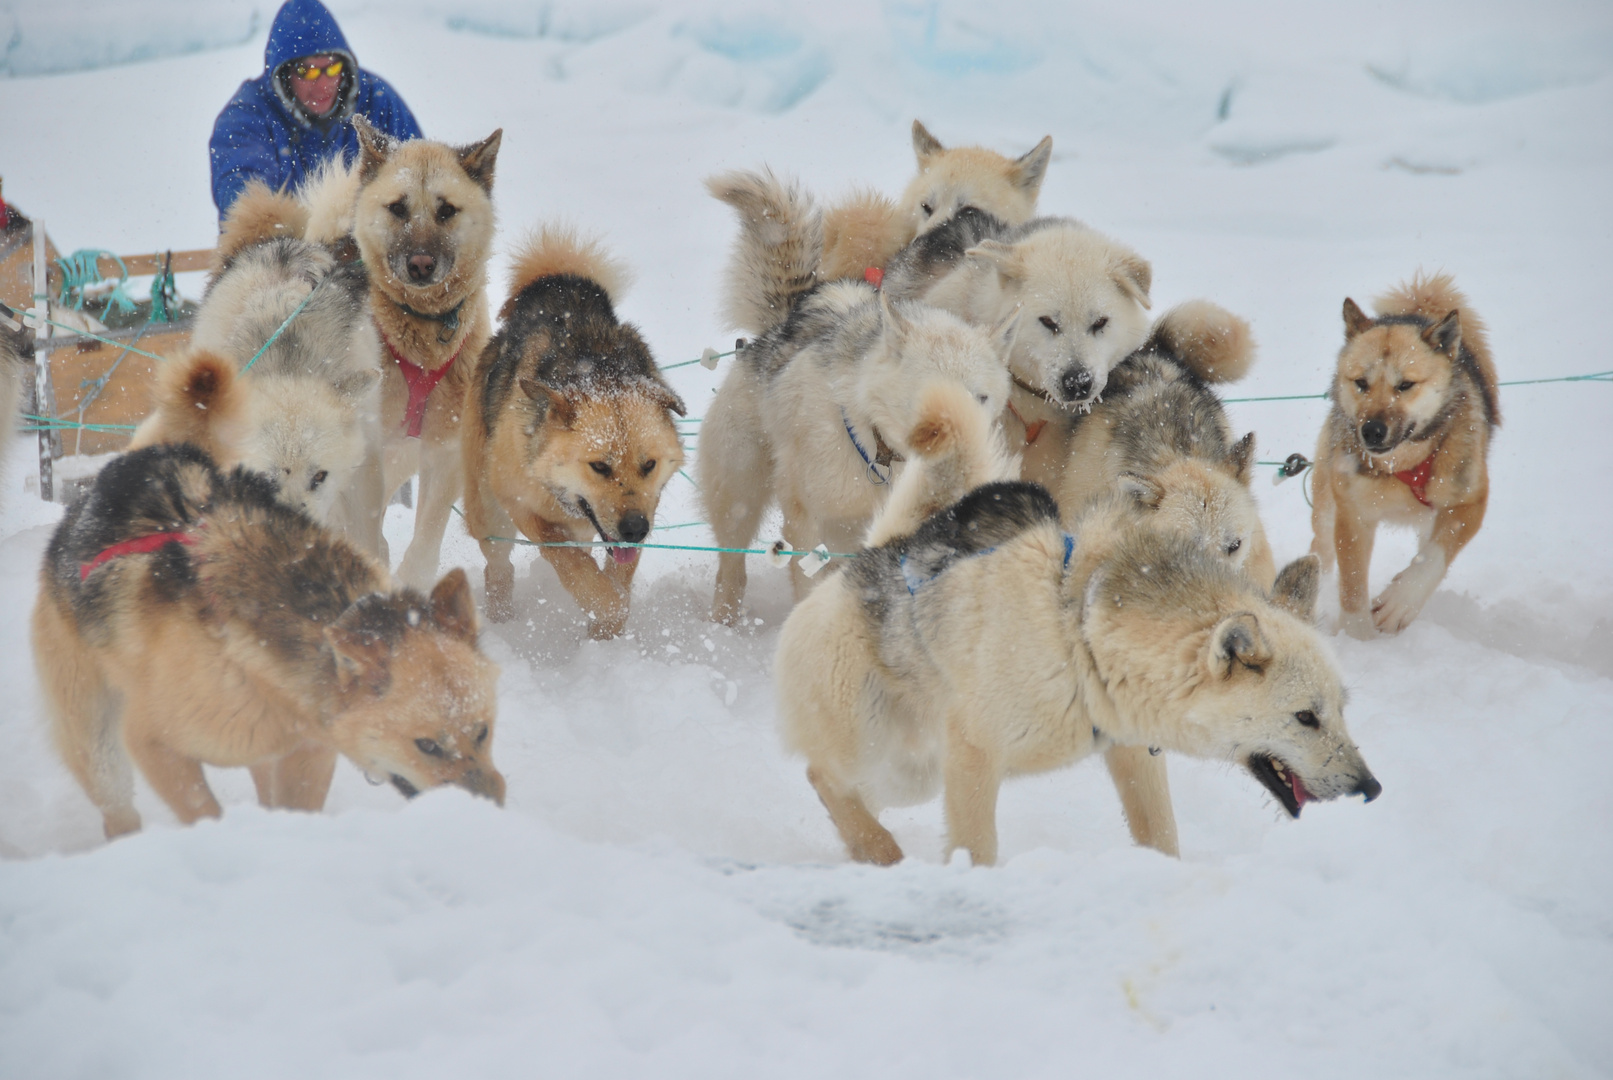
1354, 773, 1383, 802
1360, 419, 1389, 448
618, 512, 650, 544
407, 253, 437, 282
1060, 366, 1094, 402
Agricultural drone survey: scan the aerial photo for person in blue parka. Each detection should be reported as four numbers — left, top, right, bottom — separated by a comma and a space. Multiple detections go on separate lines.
209, 0, 422, 222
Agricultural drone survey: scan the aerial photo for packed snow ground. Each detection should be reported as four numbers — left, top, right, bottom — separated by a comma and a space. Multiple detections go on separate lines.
2, 2, 1612, 1076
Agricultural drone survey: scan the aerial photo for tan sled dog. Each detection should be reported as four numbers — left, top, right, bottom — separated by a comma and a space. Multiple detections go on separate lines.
778, 392, 1380, 866
303, 116, 503, 589
1311, 273, 1500, 638
463, 228, 686, 638
34, 444, 504, 840
820, 120, 1054, 284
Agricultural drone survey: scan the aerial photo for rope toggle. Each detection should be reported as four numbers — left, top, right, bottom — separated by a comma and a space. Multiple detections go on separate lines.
1272, 453, 1312, 486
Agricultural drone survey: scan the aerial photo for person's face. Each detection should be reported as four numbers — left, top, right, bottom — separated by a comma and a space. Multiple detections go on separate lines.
290, 54, 342, 117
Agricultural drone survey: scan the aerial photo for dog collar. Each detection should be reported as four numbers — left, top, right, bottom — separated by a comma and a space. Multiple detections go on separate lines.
1005, 397, 1048, 445
80, 528, 200, 581
394, 296, 466, 345
1393, 451, 1435, 507
380, 331, 462, 438
842, 409, 901, 485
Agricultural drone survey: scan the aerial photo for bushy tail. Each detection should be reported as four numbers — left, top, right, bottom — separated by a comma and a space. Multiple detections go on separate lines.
820, 187, 904, 283
1146, 300, 1255, 384
707, 168, 823, 335
298, 154, 361, 245
128, 350, 245, 459
500, 224, 633, 319
213, 181, 309, 275
865, 382, 1018, 547
1375, 270, 1498, 421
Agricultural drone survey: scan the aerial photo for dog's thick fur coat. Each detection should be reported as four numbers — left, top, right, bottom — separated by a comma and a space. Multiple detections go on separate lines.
1311, 272, 1499, 637
462, 227, 686, 638
701, 169, 1013, 622
302, 117, 503, 589
819, 120, 1053, 283
33, 444, 504, 839
777, 401, 1380, 865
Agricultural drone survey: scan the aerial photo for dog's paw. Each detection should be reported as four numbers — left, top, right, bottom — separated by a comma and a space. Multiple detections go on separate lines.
1339, 608, 1378, 641
1372, 551, 1445, 635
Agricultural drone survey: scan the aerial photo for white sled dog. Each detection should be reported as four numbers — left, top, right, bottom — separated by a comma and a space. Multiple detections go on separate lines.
777, 390, 1381, 866
130, 181, 384, 550
880, 210, 1155, 490
700, 168, 1014, 623
819, 120, 1054, 284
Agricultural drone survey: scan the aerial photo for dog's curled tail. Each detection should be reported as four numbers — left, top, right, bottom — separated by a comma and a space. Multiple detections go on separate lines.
298, 155, 361, 246
128, 349, 243, 459
707, 167, 823, 335
820, 187, 904, 284
1146, 300, 1256, 384
501, 225, 633, 319
1375, 270, 1498, 420
213, 181, 310, 274
865, 382, 1017, 547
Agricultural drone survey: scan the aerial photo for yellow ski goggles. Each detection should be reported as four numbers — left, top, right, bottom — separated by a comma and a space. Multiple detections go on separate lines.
293, 59, 344, 81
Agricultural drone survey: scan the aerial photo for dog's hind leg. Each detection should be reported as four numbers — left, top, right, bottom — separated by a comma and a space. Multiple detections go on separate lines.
700, 367, 773, 624
33, 596, 141, 838
943, 723, 1003, 866
397, 437, 463, 590
250, 743, 339, 812
123, 716, 222, 826
807, 766, 903, 865
1103, 745, 1179, 857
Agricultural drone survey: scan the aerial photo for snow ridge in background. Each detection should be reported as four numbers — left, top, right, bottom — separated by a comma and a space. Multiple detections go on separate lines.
0, 0, 260, 77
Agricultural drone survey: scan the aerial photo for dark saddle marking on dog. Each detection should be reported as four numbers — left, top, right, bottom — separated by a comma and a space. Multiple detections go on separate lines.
882, 205, 1011, 299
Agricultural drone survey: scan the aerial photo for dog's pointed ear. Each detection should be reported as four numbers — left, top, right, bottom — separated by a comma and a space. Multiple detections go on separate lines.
1119, 471, 1166, 509
1209, 611, 1272, 678
1342, 298, 1374, 339
429, 568, 479, 643
1270, 555, 1321, 622
912, 120, 944, 165
990, 304, 1022, 356
966, 239, 1024, 285
1113, 252, 1152, 311
352, 114, 392, 184
642, 379, 687, 417
1421, 308, 1462, 358
1227, 432, 1256, 486
520, 377, 574, 427
1011, 135, 1054, 198
457, 128, 504, 193
325, 614, 393, 696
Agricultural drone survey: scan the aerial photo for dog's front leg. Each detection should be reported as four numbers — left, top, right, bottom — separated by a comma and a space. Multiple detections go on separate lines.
397, 438, 463, 590
463, 473, 519, 623
943, 728, 1002, 867
543, 546, 630, 639
249, 744, 339, 811
1332, 489, 1378, 640
807, 765, 902, 865
1103, 744, 1179, 857
1373, 499, 1484, 634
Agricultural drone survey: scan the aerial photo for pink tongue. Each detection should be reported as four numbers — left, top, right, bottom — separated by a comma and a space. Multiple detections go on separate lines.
610, 547, 639, 565
1291, 772, 1312, 808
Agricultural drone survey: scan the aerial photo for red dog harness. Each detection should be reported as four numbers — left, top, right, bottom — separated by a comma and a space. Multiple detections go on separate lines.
80, 530, 199, 581
1393, 453, 1435, 508
380, 332, 460, 439
863, 266, 884, 289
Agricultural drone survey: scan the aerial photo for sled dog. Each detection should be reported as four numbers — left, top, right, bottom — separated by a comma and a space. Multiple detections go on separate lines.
819, 120, 1054, 285
777, 410, 1380, 865
700, 169, 1014, 623
132, 182, 383, 540
463, 227, 686, 638
33, 444, 504, 840
1311, 272, 1499, 637
1058, 300, 1276, 586
880, 212, 1155, 489
302, 116, 503, 589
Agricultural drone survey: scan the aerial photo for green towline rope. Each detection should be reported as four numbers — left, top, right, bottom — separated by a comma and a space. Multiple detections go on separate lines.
240, 281, 322, 374
447, 504, 855, 559
1225, 370, 1610, 405
663, 348, 737, 371
13, 314, 170, 363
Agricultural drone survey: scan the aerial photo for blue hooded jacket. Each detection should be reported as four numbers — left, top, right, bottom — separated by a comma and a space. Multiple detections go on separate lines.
209, 0, 422, 221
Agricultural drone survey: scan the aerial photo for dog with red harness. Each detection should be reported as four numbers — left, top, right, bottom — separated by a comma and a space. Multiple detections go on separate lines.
32, 443, 504, 840
1310, 272, 1501, 638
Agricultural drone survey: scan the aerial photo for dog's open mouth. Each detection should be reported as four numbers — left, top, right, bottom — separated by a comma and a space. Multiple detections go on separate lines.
578, 500, 639, 565
390, 774, 420, 799
1247, 751, 1311, 818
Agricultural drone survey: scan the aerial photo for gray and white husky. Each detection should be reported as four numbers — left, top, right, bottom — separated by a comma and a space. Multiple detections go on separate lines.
699, 169, 1014, 624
